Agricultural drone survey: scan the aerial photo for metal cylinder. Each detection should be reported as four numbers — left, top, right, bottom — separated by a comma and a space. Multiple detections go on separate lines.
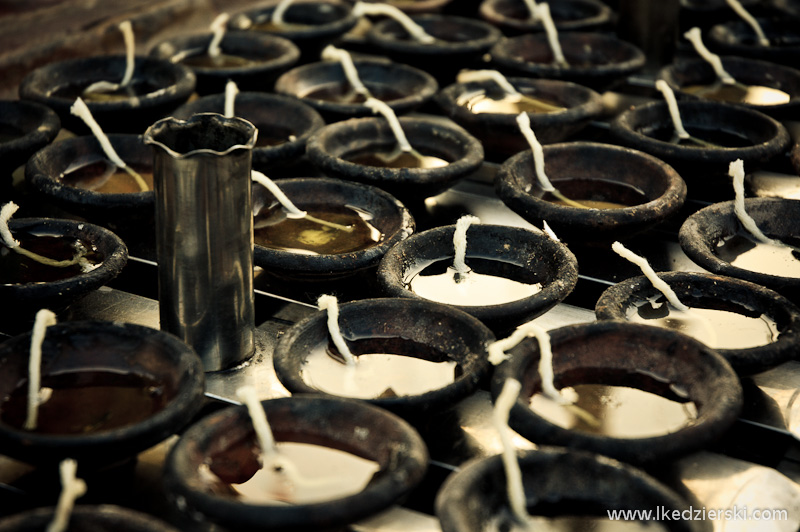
144, 113, 256, 372
617, 0, 680, 73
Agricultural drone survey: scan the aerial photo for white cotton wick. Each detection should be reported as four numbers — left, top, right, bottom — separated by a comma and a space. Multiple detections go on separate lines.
493, 378, 531, 525
364, 97, 414, 153
522, 0, 540, 21
516, 112, 554, 193
321, 45, 371, 98
317, 295, 357, 366
535, 4, 568, 68
457, 69, 521, 97
730, 159, 781, 246
208, 13, 230, 58
272, 0, 297, 25
118, 21, 135, 87
252, 171, 306, 219
224, 80, 239, 118
725, 0, 769, 47
655, 80, 691, 141
684, 27, 737, 85
542, 221, 559, 242
0, 202, 20, 249
70, 98, 128, 171
236, 386, 278, 457
453, 215, 480, 277
47, 459, 87, 532
612, 241, 689, 311
83, 21, 136, 93
352, 2, 436, 44
25, 309, 57, 431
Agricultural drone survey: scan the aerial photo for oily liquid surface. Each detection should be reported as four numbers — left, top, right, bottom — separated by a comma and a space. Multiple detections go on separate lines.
253, 203, 382, 255
302, 83, 406, 104
300, 339, 459, 399
179, 52, 263, 69
457, 90, 567, 114
645, 125, 752, 148
0, 370, 168, 434
530, 382, 697, 438
627, 297, 780, 349
51, 79, 161, 102
405, 258, 542, 307
60, 158, 153, 193
683, 83, 791, 106
1, 230, 100, 285
715, 233, 800, 279
213, 441, 380, 505
0, 123, 25, 144
486, 513, 669, 532
255, 128, 294, 147
346, 148, 449, 169
543, 178, 649, 210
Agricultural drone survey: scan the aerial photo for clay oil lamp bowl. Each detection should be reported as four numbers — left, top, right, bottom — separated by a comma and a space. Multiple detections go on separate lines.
274, 58, 438, 122
172, 92, 324, 172
491, 321, 743, 465
679, 197, 800, 302
479, 0, 614, 36
365, 14, 502, 85
0, 320, 205, 469
706, 17, 800, 68
164, 395, 428, 532
18, 56, 196, 134
0, 505, 181, 532
489, 32, 646, 92
609, 100, 791, 177
0, 218, 128, 330
376, 224, 578, 335
229, 0, 358, 63
347, 0, 454, 14
0, 101, 60, 180
149, 31, 300, 96
252, 177, 415, 282
596, 271, 800, 376
305, 116, 484, 202
678, 0, 766, 32
495, 142, 687, 243
435, 78, 604, 161
273, 298, 495, 420
658, 56, 800, 120
25, 134, 154, 235
436, 447, 694, 532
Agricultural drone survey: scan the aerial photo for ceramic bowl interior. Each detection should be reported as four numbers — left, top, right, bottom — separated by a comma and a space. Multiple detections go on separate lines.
252, 177, 415, 278
491, 321, 743, 464
658, 57, 800, 119
149, 32, 300, 95
610, 100, 791, 173
0, 218, 128, 327
435, 78, 604, 159
305, 116, 484, 199
172, 92, 324, 172
496, 141, 687, 242
0, 320, 205, 467
273, 297, 495, 418
479, 0, 614, 34
367, 14, 502, 56
25, 134, 153, 225
18, 56, 195, 134
489, 32, 645, 91
596, 271, 800, 375
376, 223, 578, 334
707, 18, 800, 67
164, 395, 428, 531
679, 197, 800, 301
274, 58, 438, 120
436, 448, 694, 532
0, 100, 61, 175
